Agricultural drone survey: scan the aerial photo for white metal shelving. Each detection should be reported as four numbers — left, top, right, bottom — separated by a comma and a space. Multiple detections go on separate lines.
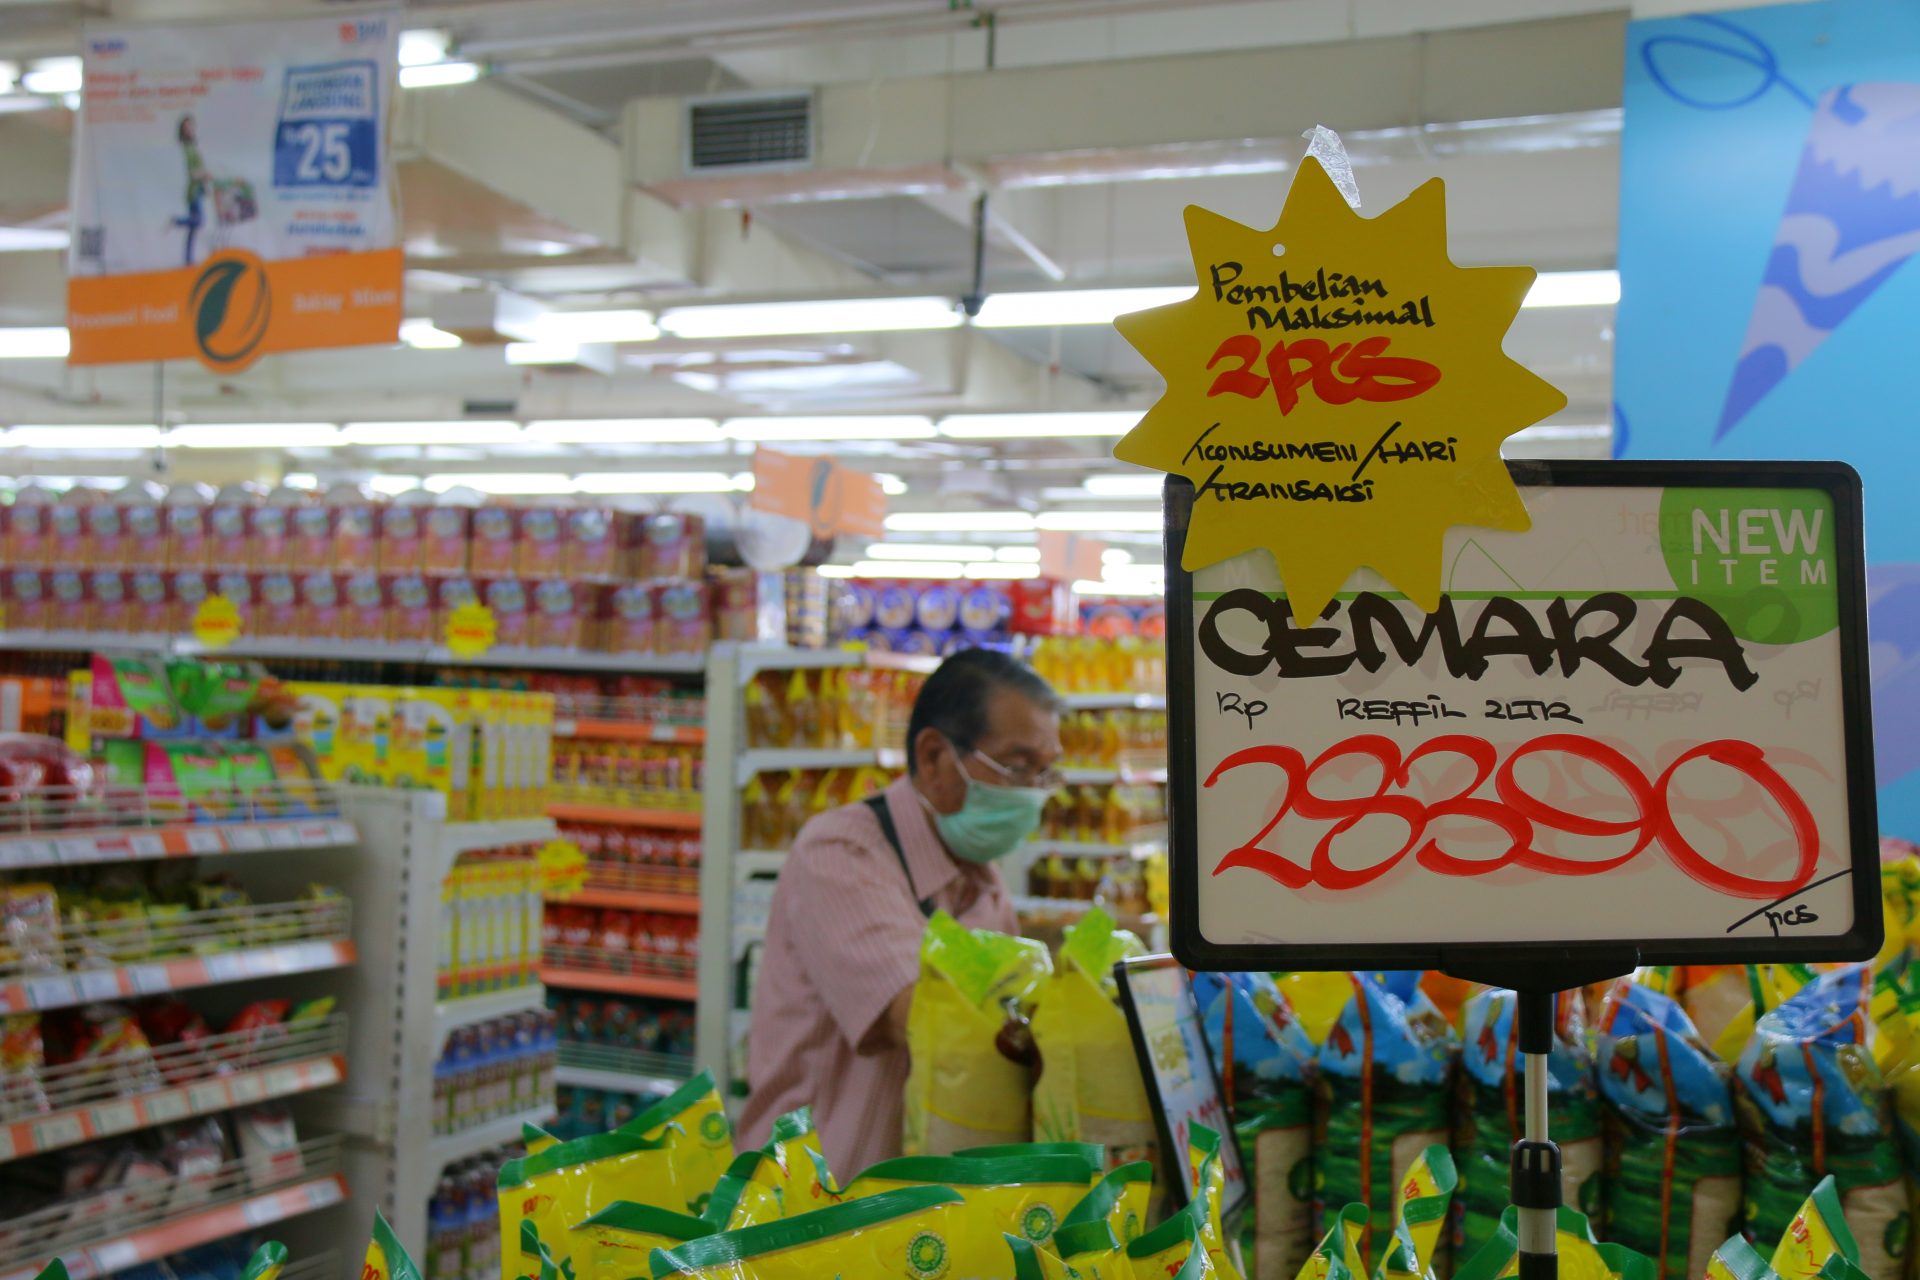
0, 630, 706, 676
433, 982, 548, 1047
429, 1104, 556, 1167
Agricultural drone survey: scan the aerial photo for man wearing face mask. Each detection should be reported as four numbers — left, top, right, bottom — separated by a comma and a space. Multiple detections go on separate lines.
737, 647, 1063, 1173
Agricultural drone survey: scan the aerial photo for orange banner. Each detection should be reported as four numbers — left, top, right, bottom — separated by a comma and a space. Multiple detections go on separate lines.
1039, 531, 1105, 581
67, 247, 402, 373
751, 448, 888, 539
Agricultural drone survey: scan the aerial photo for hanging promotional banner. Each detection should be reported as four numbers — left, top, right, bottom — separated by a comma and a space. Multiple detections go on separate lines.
66, 12, 402, 373
1165, 461, 1880, 979
750, 448, 887, 539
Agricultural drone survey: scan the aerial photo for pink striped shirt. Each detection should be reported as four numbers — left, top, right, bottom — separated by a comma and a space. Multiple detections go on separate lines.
738, 774, 1015, 1177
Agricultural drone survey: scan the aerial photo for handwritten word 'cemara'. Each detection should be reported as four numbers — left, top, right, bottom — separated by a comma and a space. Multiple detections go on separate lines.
1207, 733, 1817, 898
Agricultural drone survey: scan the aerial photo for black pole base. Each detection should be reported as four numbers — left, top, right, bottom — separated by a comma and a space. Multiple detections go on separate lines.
1519, 1251, 1558, 1280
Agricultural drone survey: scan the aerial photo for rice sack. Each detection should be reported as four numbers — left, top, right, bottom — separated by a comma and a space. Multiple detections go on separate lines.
621, 1070, 737, 1212
498, 1127, 685, 1273
1029, 908, 1156, 1168
845, 1150, 1100, 1271
648, 1184, 967, 1279
1314, 972, 1456, 1266
573, 1202, 714, 1280
1595, 980, 1741, 1280
1454, 988, 1600, 1261
904, 911, 1052, 1155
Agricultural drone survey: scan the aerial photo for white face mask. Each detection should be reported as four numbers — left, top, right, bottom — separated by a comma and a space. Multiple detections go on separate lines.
921, 742, 1055, 864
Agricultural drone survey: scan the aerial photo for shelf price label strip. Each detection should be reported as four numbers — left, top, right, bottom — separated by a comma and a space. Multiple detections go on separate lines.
0, 1055, 345, 1161
0, 820, 355, 871
1, 940, 357, 1015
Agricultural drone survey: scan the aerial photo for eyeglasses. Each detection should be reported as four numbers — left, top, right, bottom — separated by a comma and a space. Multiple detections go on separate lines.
970, 748, 1065, 792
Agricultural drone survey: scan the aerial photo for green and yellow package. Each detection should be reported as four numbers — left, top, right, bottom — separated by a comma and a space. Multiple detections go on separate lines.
1128, 1206, 1222, 1280
30, 1263, 68, 1280
1702, 1236, 1868, 1280
762, 1106, 844, 1217
240, 1243, 287, 1280
364, 1210, 426, 1280
1029, 909, 1156, 1166
904, 911, 1052, 1155
1060, 1159, 1155, 1249
1188, 1123, 1248, 1280
572, 1202, 714, 1280
648, 1184, 966, 1279
619, 1070, 736, 1212
1453, 1206, 1655, 1280
1291, 1204, 1370, 1280
1007, 1234, 1078, 1280
499, 1128, 685, 1274
1766, 1176, 1868, 1280
1370, 1145, 1456, 1280
703, 1151, 789, 1231
846, 1150, 1099, 1268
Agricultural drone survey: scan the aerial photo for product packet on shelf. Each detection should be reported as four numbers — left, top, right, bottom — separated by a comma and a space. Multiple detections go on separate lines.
701, 1150, 789, 1231
1454, 988, 1601, 1262
574, 1201, 716, 1280
1314, 973, 1456, 1265
845, 1148, 1101, 1267
497, 1127, 686, 1275
1192, 971, 1318, 1280
903, 911, 1053, 1155
1367, 1143, 1456, 1280
1030, 908, 1156, 1169
1056, 1158, 1154, 1252
1594, 979, 1741, 1280
648, 1184, 966, 1279
365, 1210, 427, 1280
1452, 1205, 1654, 1280
1129, 1202, 1228, 1280
1731, 963, 1909, 1280
1188, 1123, 1249, 1280
617, 1069, 737, 1212
238, 1242, 287, 1280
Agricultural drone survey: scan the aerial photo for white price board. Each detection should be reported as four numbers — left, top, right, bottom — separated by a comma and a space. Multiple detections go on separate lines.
1165, 461, 1879, 978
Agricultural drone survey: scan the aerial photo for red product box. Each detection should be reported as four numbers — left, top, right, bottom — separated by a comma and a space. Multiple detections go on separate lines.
210, 501, 255, 569
254, 572, 300, 637
121, 497, 165, 568
599, 583, 657, 654
8, 505, 48, 569
482, 577, 531, 648
378, 505, 425, 573
530, 578, 588, 650
469, 507, 515, 576
423, 506, 470, 575
165, 504, 210, 569
288, 505, 333, 570
333, 501, 379, 572
389, 574, 435, 643
1009, 576, 1074, 635
88, 570, 128, 633
169, 571, 212, 635
297, 571, 342, 641
127, 571, 171, 636
340, 571, 388, 642
515, 508, 565, 580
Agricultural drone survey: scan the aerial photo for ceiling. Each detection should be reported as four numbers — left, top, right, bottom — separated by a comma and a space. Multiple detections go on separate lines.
0, 0, 1707, 561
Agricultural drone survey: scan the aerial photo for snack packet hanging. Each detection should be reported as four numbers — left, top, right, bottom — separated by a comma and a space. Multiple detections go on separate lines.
904, 911, 1052, 1155
1733, 967, 1907, 1280
1453, 1205, 1655, 1280
240, 1242, 287, 1280
1189, 1123, 1248, 1280
572, 1202, 714, 1280
1455, 989, 1600, 1260
1029, 908, 1156, 1167
648, 1184, 966, 1279
365, 1210, 427, 1280
846, 1150, 1099, 1267
1315, 973, 1456, 1264
498, 1127, 685, 1273
1059, 1159, 1155, 1250
1192, 971, 1317, 1280
1595, 980, 1740, 1280
619, 1069, 736, 1211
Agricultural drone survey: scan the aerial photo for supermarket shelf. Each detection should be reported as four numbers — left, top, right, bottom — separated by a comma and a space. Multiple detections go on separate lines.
549, 886, 700, 914
1026, 833, 1168, 860
433, 982, 547, 1045
0, 937, 356, 1015
1013, 895, 1161, 926
548, 803, 701, 829
430, 1104, 555, 1168
539, 965, 699, 1001
1060, 693, 1168, 712
555, 1042, 693, 1096
1060, 765, 1170, 786
1, 1015, 347, 1160
736, 746, 906, 784
444, 817, 558, 857
738, 644, 939, 679
0, 1137, 346, 1280
555, 718, 706, 744
0, 630, 708, 674
0, 815, 356, 871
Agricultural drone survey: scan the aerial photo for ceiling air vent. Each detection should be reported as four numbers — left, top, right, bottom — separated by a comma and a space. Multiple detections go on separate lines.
684, 92, 813, 174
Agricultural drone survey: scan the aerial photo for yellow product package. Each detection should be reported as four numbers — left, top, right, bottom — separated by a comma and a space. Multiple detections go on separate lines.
1007, 1233, 1078, 1280
498, 1127, 684, 1273
620, 1070, 737, 1212
1046, 1219, 1131, 1280
703, 1152, 789, 1231
846, 1152, 1099, 1259
649, 1184, 966, 1279
524, 1122, 562, 1155
365, 1210, 426, 1280
1060, 1159, 1155, 1249
1768, 1177, 1867, 1280
1029, 909, 1156, 1166
904, 911, 1052, 1155
1128, 1205, 1222, 1279
1293, 1204, 1371, 1280
239, 1243, 286, 1280
761, 1106, 844, 1217
1453, 1206, 1654, 1280
1703, 1236, 1868, 1280
1188, 1123, 1248, 1280
1368, 1145, 1456, 1280
572, 1201, 715, 1280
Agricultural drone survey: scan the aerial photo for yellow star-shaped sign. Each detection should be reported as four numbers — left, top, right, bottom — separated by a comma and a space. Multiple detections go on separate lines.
1113, 156, 1567, 621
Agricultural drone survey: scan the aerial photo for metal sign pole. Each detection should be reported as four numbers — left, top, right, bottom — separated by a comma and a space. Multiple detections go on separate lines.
1513, 989, 1561, 1280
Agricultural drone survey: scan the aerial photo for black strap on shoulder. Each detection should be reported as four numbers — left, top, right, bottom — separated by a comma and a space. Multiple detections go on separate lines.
864, 794, 934, 918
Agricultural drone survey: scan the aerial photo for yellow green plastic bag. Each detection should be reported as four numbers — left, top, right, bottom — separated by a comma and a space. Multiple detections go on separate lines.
648, 1184, 965, 1279
1291, 1204, 1370, 1280
364, 1210, 426, 1280
1189, 1123, 1248, 1280
1061, 1159, 1155, 1249
1767, 1176, 1869, 1280
1702, 1236, 1869, 1280
1370, 1145, 1456, 1280
1128, 1206, 1221, 1279
904, 911, 1052, 1155
1048, 1219, 1130, 1280
524, 1122, 562, 1155
572, 1202, 714, 1280
1007, 1234, 1078, 1280
702, 1152, 788, 1231
1029, 909, 1156, 1167
619, 1070, 737, 1212
1453, 1206, 1655, 1280
846, 1150, 1099, 1267
239, 1243, 287, 1280
30, 1264, 68, 1280
762, 1106, 843, 1217
499, 1127, 684, 1274
959, 1142, 1108, 1168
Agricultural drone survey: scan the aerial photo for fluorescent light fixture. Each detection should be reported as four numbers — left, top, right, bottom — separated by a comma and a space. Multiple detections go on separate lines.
974, 286, 1192, 328
874, 473, 908, 496
996, 547, 1042, 563
341, 421, 523, 446
1073, 579, 1163, 597
849, 560, 964, 579
1104, 562, 1166, 582
1083, 473, 1165, 498
1102, 548, 1134, 566
724, 416, 936, 442
816, 565, 857, 578
281, 473, 320, 490
399, 319, 462, 349
399, 60, 480, 89
423, 473, 576, 496
0, 228, 68, 252
22, 57, 80, 95
0, 62, 16, 94
963, 562, 1040, 579
1523, 270, 1619, 308
529, 309, 658, 344
1036, 510, 1164, 532
398, 29, 452, 67
505, 341, 581, 366
660, 296, 960, 339
573, 471, 742, 494
5, 425, 161, 449
168, 423, 342, 448
369, 475, 422, 495
864, 544, 985, 562
885, 511, 1037, 533
524, 419, 722, 445
939, 411, 1141, 439
0, 327, 70, 359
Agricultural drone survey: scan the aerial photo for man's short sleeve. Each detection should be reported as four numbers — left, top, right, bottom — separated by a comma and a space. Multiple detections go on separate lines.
778, 826, 925, 1052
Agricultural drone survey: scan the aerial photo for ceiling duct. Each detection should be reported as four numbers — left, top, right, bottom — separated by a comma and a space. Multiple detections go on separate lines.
684, 91, 813, 174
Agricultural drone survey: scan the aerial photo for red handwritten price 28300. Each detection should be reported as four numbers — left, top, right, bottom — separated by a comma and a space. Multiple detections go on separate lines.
1207, 733, 1817, 899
